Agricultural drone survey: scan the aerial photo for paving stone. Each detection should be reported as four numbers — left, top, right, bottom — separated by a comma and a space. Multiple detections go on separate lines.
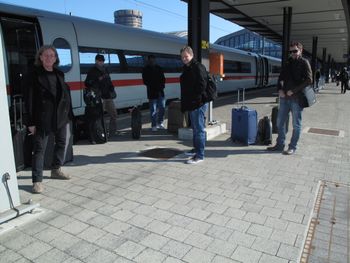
182, 247, 215, 263
212, 255, 241, 263
134, 248, 167, 263
270, 229, 297, 245
243, 212, 267, 225
276, 244, 300, 261
103, 220, 131, 235
207, 238, 236, 257
145, 220, 172, 235
184, 232, 213, 249
120, 226, 150, 242
2, 233, 36, 250
231, 246, 262, 263
259, 253, 289, 263
164, 226, 192, 242
84, 248, 119, 263
163, 256, 186, 263
115, 240, 146, 260
251, 237, 280, 255
228, 231, 256, 248
247, 224, 273, 238
205, 213, 230, 226
18, 241, 52, 260
61, 219, 89, 235
185, 219, 212, 234
64, 240, 98, 260
206, 225, 233, 241
34, 248, 70, 263
94, 233, 127, 251
49, 232, 81, 251
0, 249, 23, 263
226, 218, 251, 232
186, 208, 211, 220
161, 240, 192, 259
77, 226, 107, 242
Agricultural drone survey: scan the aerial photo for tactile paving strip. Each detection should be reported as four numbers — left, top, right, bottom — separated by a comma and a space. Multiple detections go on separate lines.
299, 181, 349, 263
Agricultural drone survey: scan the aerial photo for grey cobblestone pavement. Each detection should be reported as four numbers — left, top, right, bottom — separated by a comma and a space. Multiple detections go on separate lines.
1, 82, 349, 263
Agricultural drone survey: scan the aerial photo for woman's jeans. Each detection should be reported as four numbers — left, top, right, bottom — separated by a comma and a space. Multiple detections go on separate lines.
190, 103, 208, 160
149, 96, 165, 127
276, 97, 303, 150
32, 123, 69, 183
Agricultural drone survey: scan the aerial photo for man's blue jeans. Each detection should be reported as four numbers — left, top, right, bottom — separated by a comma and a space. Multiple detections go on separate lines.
190, 103, 208, 160
149, 96, 165, 127
276, 97, 303, 150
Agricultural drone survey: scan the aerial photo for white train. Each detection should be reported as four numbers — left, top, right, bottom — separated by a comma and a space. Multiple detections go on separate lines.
0, 3, 281, 121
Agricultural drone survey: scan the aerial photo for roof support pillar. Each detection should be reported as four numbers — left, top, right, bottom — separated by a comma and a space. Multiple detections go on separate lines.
187, 0, 210, 68
322, 48, 327, 77
311, 36, 318, 87
326, 54, 331, 82
282, 7, 292, 67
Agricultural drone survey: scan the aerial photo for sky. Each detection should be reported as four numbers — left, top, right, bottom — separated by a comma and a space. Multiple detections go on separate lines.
0, 0, 242, 43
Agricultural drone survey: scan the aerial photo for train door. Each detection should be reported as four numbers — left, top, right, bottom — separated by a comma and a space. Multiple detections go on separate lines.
0, 17, 40, 96
37, 17, 83, 115
262, 57, 269, 86
255, 56, 264, 87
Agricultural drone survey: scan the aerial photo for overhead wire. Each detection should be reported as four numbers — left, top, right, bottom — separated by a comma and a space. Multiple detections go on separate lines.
121, 0, 235, 35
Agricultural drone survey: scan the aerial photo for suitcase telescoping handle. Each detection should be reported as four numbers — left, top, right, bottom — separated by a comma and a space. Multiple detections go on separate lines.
237, 88, 246, 107
12, 94, 23, 131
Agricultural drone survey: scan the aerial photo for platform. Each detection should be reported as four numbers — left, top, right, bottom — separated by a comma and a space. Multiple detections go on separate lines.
0, 83, 349, 263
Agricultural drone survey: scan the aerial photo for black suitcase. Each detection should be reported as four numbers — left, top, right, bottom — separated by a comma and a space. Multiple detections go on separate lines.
131, 106, 142, 139
271, 105, 289, 134
11, 95, 26, 172
85, 105, 107, 144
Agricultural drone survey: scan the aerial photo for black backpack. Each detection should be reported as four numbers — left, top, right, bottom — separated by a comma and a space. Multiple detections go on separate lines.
202, 74, 218, 103
256, 116, 272, 145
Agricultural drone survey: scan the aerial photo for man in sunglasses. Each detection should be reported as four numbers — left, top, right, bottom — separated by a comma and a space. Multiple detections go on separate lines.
267, 41, 312, 155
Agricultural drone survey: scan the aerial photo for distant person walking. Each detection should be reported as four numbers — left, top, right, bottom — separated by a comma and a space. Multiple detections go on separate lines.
267, 41, 312, 155
25, 45, 73, 194
85, 54, 117, 137
142, 55, 166, 131
180, 46, 208, 164
340, 67, 348, 94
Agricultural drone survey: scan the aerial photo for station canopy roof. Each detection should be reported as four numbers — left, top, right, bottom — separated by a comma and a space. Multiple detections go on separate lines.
183, 0, 350, 63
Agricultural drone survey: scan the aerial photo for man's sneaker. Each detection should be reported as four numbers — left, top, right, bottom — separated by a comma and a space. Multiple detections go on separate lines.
32, 182, 43, 194
152, 126, 158, 132
186, 157, 204, 164
266, 144, 285, 151
283, 148, 296, 155
184, 149, 196, 156
157, 124, 166, 130
51, 168, 71, 180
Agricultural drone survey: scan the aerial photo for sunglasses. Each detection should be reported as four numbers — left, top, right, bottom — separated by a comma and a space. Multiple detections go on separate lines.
289, 50, 299, 54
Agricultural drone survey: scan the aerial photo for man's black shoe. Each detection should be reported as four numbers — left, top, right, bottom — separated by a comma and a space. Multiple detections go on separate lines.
266, 144, 285, 151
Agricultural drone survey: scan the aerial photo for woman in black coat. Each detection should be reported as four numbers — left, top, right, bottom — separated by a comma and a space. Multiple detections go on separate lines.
26, 45, 73, 194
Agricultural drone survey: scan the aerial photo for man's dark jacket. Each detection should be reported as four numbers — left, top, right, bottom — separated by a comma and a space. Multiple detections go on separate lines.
25, 66, 73, 133
180, 59, 207, 112
142, 64, 165, 99
85, 66, 115, 99
277, 56, 312, 99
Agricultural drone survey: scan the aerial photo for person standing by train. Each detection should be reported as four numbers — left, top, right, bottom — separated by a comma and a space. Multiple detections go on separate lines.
340, 67, 349, 94
25, 45, 73, 194
180, 46, 208, 164
85, 54, 117, 137
142, 55, 166, 131
267, 41, 312, 155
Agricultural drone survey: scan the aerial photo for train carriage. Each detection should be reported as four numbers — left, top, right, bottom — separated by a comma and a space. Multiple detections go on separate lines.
0, 2, 281, 130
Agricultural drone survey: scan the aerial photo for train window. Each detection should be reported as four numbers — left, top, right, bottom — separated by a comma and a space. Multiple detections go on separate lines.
272, 65, 281, 73
124, 53, 145, 73
53, 38, 72, 73
79, 47, 124, 74
156, 56, 183, 73
224, 60, 251, 73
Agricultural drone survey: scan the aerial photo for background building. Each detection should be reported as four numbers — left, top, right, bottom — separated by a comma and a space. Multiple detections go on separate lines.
215, 29, 282, 58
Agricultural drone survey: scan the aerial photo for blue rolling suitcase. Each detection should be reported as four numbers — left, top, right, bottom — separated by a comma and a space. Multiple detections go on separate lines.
231, 89, 258, 145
